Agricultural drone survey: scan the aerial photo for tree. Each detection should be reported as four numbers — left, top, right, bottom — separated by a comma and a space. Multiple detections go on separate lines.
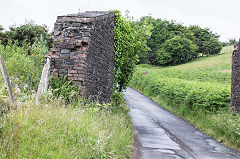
189, 25, 222, 55
157, 36, 198, 65
201, 37, 222, 55
0, 21, 52, 49
228, 38, 237, 45
138, 19, 223, 65
113, 10, 150, 92
145, 18, 196, 65
133, 16, 153, 64
0, 25, 4, 32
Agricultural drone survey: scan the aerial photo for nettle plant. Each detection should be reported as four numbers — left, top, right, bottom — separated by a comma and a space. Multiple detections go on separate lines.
49, 75, 80, 103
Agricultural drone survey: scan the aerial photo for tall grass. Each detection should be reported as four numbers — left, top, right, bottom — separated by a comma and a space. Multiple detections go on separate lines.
0, 39, 134, 158
0, 96, 134, 159
0, 39, 47, 96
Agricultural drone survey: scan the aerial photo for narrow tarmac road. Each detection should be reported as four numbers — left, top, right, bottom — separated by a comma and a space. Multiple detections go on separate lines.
124, 87, 240, 159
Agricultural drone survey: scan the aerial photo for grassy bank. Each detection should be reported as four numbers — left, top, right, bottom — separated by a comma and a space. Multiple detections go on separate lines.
0, 96, 134, 159
0, 39, 134, 158
130, 45, 240, 151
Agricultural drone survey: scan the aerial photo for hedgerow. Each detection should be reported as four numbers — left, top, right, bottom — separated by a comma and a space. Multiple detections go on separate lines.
131, 67, 230, 111
130, 51, 240, 150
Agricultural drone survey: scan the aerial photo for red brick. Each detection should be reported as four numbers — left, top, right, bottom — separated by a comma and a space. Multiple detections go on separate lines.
68, 70, 77, 74
76, 40, 83, 46
55, 65, 72, 69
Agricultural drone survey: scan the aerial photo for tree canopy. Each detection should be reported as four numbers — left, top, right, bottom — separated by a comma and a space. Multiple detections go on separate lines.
0, 21, 52, 49
137, 17, 222, 65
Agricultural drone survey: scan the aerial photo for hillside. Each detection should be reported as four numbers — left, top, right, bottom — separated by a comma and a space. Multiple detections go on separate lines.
139, 45, 233, 85
171, 45, 233, 71
130, 45, 240, 151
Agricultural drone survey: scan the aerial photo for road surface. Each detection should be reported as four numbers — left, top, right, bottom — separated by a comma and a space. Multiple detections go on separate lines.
124, 87, 240, 159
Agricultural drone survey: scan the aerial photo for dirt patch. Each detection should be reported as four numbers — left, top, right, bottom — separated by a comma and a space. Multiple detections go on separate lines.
131, 131, 142, 159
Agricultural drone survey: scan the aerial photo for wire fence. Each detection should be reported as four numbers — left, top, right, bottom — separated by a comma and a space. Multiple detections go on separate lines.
0, 58, 44, 102
0, 73, 38, 92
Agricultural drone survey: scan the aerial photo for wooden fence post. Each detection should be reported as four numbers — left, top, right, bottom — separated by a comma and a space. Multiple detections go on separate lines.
36, 56, 51, 106
0, 55, 18, 109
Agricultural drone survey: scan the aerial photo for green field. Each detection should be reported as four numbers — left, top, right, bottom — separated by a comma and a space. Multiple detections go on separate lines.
130, 45, 240, 151
138, 45, 233, 85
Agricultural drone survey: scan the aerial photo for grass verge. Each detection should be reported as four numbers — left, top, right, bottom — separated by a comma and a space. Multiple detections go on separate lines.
131, 85, 240, 151
0, 96, 134, 159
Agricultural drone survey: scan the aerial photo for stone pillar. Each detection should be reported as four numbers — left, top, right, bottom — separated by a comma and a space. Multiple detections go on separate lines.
231, 40, 240, 114
48, 11, 115, 103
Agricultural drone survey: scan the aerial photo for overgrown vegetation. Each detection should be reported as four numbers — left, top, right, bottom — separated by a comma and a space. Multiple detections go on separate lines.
0, 72, 134, 158
0, 68, 133, 159
0, 9, 235, 157
156, 35, 198, 65
0, 21, 51, 86
49, 75, 80, 103
130, 45, 240, 151
0, 18, 134, 158
0, 98, 133, 158
0, 22, 51, 103
0, 21, 52, 48
113, 10, 151, 92
0, 40, 47, 98
222, 38, 238, 47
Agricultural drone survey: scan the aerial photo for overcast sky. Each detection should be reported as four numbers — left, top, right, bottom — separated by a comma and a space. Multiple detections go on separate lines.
0, 0, 239, 41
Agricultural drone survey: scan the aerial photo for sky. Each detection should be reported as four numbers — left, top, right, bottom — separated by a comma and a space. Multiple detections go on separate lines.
0, 0, 239, 41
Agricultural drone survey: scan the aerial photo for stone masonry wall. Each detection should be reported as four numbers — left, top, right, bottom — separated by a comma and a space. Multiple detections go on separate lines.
47, 11, 115, 103
231, 40, 240, 114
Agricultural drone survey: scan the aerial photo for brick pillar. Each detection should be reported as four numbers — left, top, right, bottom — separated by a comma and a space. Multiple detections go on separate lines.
48, 11, 115, 103
231, 40, 240, 114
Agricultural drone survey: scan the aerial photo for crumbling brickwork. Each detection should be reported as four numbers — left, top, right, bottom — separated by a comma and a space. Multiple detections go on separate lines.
231, 41, 240, 114
48, 11, 115, 102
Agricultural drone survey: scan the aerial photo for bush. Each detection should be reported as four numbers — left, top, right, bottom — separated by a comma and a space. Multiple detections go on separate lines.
201, 37, 222, 55
0, 40, 47, 92
113, 10, 150, 92
48, 75, 130, 113
49, 75, 80, 103
189, 25, 222, 56
157, 36, 198, 65
143, 18, 197, 65
131, 68, 230, 111
0, 21, 52, 49
137, 18, 223, 65
111, 91, 129, 114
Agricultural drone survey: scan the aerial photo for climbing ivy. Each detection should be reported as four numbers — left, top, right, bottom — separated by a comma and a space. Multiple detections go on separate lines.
113, 10, 151, 92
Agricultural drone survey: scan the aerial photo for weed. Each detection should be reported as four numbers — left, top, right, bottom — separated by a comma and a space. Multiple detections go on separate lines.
49, 75, 80, 104
0, 97, 134, 159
